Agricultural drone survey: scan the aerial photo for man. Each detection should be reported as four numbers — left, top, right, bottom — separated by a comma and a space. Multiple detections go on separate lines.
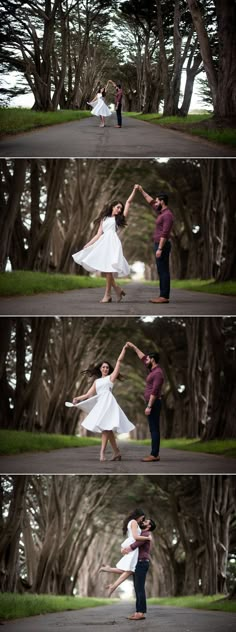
135, 184, 174, 304
126, 342, 164, 462
122, 517, 156, 621
109, 80, 123, 128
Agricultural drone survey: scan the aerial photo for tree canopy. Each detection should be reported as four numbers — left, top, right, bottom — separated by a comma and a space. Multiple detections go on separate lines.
0, 1, 235, 118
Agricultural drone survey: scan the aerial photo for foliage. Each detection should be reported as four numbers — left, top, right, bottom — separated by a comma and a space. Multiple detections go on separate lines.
0, 430, 100, 455
0, 271, 106, 296
0, 109, 91, 135
0, 593, 116, 621
0, 475, 235, 598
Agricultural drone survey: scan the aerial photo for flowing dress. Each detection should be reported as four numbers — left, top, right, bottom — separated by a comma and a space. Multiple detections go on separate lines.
116, 520, 141, 572
89, 92, 112, 118
72, 216, 130, 277
76, 375, 135, 434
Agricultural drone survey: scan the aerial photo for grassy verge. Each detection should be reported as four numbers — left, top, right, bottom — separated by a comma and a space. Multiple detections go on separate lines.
132, 438, 236, 458
1, 431, 235, 458
148, 595, 236, 613
0, 430, 100, 456
124, 112, 236, 147
145, 278, 236, 296
0, 593, 116, 621
1, 272, 235, 297
0, 108, 91, 135
0, 271, 106, 297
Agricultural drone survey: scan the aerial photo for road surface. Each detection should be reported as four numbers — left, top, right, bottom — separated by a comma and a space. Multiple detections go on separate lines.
2, 603, 236, 632
0, 442, 235, 474
1, 116, 235, 158
0, 284, 235, 316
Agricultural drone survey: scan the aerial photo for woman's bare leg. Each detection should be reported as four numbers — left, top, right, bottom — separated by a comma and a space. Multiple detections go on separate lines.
108, 431, 120, 457
100, 431, 109, 461
109, 274, 125, 301
100, 273, 113, 302
99, 565, 123, 575
107, 571, 133, 596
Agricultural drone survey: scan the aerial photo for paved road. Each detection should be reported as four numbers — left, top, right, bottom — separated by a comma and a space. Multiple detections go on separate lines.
1, 116, 235, 158
0, 284, 235, 316
2, 603, 236, 632
1, 442, 235, 474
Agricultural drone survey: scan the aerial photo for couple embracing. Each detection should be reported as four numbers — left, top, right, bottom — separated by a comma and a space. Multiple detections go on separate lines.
100, 508, 156, 621
72, 183, 174, 304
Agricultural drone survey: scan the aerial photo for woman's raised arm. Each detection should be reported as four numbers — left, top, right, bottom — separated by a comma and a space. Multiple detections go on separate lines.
110, 345, 126, 383
123, 186, 137, 217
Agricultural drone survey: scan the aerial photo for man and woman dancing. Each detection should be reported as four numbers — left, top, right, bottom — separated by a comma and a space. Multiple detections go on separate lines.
88, 80, 123, 128
66, 341, 164, 463
100, 508, 156, 620
72, 183, 174, 304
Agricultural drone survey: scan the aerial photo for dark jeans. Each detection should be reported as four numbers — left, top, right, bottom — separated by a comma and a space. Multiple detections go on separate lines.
147, 398, 161, 457
133, 560, 149, 613
116, 103, 122, 126
154, 240, 171, 299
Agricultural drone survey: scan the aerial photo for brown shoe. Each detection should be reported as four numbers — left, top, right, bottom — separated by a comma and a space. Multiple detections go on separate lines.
127, 614, 146, 620
141, 455, 160, 462
149, 297, 169, 304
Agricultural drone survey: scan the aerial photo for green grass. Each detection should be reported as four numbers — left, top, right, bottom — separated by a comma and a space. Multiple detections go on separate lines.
0, 593, 235, 621
0, 108, 91, 135
0, 593, 116, 621
124, 112, 236, 147
1, 272, 235, 297
0, 430, 100, 456
0, 271, 106, 296
145, 278, 236, 296
148, 594, 236, 613
131, 438, 236, 458
124, 112, 211, 124
1, 431, 235, 458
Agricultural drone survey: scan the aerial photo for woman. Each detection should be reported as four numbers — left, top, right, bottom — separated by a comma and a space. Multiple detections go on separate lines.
71, 345, 134, 461
99, 509, 150, 596
72, 187, 136, 303
88, 83, 111, 127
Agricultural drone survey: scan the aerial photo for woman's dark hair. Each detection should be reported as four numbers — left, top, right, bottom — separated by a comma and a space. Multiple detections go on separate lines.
94, 201, 127, 229
122, 508, 145, 535
81, 360, 123, 381
101, 87, 106, 97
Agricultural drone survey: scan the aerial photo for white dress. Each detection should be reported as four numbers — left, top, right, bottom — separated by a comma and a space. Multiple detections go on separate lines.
89, 92, 112, 118
116, 521, 141, 572
77, 375, 135, 434
72, 217, 130, 277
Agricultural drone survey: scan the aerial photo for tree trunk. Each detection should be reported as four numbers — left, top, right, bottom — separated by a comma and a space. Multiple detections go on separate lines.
186, 0, 218, 109
0, 160, 27, 271
214, 0, 236, 119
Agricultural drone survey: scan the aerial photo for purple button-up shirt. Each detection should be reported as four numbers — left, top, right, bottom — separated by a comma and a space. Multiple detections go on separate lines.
150, 200, 174, 242
130, 529, 151, 561
141, 355, 164, 400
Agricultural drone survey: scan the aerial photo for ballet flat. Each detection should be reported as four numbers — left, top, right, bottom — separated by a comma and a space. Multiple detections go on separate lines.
116, 289, 126, 303
100, 297, 112, 303
110, 453, 122, 461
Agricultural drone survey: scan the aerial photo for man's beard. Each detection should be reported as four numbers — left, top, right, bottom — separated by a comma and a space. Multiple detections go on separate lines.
157, 203, 162, 211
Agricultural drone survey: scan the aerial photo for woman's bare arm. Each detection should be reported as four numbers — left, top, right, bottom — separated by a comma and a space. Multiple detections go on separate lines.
110, 346, 126, 383
123, 186, 137, 217
73, 382, 96, 404
83, 222, 103, 248
130, 520, 151, 541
